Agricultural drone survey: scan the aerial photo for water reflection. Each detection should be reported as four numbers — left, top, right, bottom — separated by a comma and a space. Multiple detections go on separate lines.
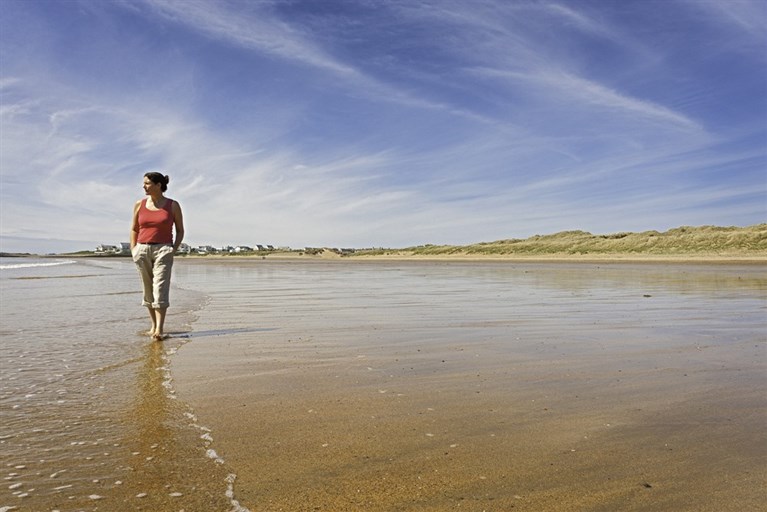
132, 342, 172, 470
389, 262, 767, 295
117, 342, 232, 510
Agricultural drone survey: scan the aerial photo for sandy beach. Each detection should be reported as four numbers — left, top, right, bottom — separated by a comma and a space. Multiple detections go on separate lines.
170, 259, 766, 511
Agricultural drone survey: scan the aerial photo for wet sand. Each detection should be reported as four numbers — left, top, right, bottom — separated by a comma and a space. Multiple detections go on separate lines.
171, 261, 766, 511
0, 258, 238, 511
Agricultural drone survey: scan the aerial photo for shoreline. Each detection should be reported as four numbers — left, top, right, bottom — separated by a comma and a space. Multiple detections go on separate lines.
174, 253, 767, 264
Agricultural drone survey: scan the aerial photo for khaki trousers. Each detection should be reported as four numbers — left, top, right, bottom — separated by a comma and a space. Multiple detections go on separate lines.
132, 243, 174, 309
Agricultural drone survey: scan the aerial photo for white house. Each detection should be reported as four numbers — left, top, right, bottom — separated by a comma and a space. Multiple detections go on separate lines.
195, 245, 216, 255
95, 244, 119, 254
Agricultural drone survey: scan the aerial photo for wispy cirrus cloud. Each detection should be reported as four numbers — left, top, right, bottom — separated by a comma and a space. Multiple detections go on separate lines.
683, 0, 767, 41
477, 67, 701, 131
135, 0, 356, 75
130, 0, 495, 124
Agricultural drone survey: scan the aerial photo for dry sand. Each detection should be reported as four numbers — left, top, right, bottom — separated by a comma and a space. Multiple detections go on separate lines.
171, 260, 766, 511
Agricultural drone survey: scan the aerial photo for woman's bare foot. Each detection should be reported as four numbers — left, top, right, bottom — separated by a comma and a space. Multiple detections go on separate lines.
152, 333, 167, 342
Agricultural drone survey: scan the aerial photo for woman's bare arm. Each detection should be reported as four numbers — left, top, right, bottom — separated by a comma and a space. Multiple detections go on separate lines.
172, 201, 185, 251
130, 200, 141, 250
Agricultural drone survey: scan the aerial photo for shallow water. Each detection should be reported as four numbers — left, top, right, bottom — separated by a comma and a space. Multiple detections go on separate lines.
172, 260, 767, 356
0, 257, 235, 511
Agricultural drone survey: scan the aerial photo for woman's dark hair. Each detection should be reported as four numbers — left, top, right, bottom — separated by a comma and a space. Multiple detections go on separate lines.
144, 172, 170, 192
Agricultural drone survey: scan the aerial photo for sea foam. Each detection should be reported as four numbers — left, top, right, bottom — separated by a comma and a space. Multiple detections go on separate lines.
0, 260, 75, 270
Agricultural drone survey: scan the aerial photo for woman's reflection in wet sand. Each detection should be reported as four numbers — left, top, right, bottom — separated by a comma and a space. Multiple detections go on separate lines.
117, 341, 232, 510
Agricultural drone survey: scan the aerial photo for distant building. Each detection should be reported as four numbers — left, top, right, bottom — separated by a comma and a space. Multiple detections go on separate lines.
95, 244, 119, 254
195, 245, 216, 255
234, 246, 252, 253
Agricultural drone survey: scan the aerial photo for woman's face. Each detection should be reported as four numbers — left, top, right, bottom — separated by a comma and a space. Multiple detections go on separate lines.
143, 177, 160, 195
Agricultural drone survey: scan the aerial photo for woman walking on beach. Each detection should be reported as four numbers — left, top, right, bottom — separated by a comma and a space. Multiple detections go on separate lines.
130, 172, 185, 342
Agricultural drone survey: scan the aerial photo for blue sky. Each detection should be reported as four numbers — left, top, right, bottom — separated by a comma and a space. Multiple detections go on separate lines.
1, 0, 765, 253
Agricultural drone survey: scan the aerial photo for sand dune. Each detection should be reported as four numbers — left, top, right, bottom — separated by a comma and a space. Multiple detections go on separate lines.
352, 224, 767, 259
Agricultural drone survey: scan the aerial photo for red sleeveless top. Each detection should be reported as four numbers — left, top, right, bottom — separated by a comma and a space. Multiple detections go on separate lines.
137, 198, 175, 244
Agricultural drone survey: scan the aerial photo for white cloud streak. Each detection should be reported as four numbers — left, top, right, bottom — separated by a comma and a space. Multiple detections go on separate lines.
475, 67, 701, 131
138, 0, 356, 76
685, 0, 767, 41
